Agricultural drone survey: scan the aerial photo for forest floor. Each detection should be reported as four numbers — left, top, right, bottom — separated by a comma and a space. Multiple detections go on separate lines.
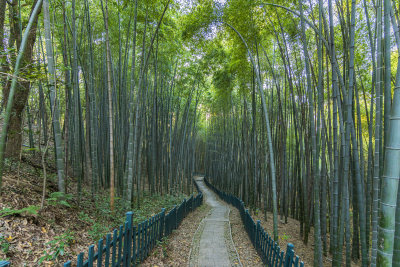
229, 206, 263, 266
0, 152, 189, 266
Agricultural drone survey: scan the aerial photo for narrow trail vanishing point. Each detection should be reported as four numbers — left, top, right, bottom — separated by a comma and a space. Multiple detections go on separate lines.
189, 176, 241, 267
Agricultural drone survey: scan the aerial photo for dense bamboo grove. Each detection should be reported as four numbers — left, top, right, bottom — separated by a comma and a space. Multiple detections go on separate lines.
0, 0, 201, 209
197, 0, 400, 266
0, 0, 400, 266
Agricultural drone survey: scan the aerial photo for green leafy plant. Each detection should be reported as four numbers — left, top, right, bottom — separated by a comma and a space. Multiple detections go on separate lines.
88, 222, 109, 241
3, 158, 17, 170
0, 236, 10, 254
47, 192, 73, 208
279, 233, 291, 241
0, 205, 39, 218
78, 211, 94, 224
156, 237, 169, 258
254, 208, 260, 216
38, 231, 74, 265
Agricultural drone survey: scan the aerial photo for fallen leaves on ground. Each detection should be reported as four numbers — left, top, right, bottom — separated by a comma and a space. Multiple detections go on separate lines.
250, 211, 361, 266
229, 205, 263, 267
0, 155, 187, 266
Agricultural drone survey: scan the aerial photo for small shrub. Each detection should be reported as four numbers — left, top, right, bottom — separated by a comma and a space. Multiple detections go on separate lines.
279, 233, 291, 241
78, 211, 94, 224
254, 208, 260, 216
0, 235, 10, 254
39, 231, 75, 265
47, 192, 73, 208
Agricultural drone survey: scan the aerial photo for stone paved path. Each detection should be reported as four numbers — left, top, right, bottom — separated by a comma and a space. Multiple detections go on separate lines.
189, 177, 240, 267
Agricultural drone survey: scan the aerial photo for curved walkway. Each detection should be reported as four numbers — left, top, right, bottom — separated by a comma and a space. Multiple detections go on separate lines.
189, 177, 240, 267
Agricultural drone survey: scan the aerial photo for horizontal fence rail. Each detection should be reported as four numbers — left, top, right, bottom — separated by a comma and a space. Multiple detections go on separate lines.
62, 183, 203, 267
204, 177, 304, 267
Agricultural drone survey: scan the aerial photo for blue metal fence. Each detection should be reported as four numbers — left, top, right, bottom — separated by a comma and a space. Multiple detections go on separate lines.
62, 188, 203, 267
204, 177, 304, 267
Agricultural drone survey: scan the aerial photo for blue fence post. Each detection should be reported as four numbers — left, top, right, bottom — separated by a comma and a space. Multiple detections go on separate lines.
256, 220, 260, 252
132, 226, 136, 266
63, 261, 71, 267
124, 211, 133, 267
161, 208, 166, 239
111, 229, 118, 265
77, 252, 84, 267
144, 220, 148, 258
245, 209, 249, 238
88, 244, 95, 267
284, 243, 295, 267
105, 233, 111, 266
183, 198, 186, 217
97, 239, 103, 267
0, 262, 10, 267
118, 225, 124, 263
174, 205, 178, 229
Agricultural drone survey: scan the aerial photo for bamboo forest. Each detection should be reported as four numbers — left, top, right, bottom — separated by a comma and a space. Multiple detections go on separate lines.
1, 0, 400, 266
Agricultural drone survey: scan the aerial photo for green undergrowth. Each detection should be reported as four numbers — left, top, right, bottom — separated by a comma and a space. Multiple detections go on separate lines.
77, 189, 189, 242
1, 154, 194, 264
131, 192, 188, 225
4, 155, 190, 242
39, 231, 75, 265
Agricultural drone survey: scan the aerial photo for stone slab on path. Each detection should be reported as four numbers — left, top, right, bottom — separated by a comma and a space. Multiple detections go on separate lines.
189, 177, 240, 267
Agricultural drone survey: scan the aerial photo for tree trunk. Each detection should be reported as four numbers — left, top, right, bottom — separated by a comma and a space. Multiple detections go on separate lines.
3, 1, 41, 158
101, 0, 115, 211
0, 0, 42, 191
43, 0, 65, 193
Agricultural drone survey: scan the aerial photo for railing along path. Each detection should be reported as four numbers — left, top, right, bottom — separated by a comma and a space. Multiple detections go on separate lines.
204, 177, 304, 267
61, 181, 203, 267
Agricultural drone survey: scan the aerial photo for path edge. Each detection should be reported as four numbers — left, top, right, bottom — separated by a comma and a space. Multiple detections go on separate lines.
227, 207, 243, 267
